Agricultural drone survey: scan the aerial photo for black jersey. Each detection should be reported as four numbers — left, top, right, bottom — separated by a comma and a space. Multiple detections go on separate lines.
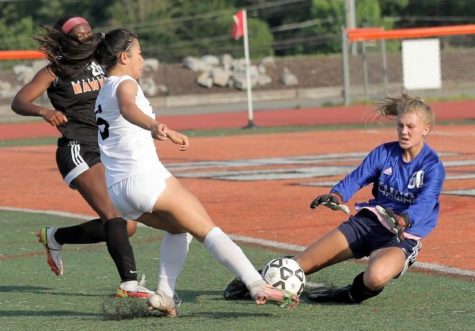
47, 61, 105, 144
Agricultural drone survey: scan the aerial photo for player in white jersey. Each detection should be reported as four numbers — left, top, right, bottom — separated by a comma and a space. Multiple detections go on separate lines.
94, 28, 299, 317
96, 74, 167, 187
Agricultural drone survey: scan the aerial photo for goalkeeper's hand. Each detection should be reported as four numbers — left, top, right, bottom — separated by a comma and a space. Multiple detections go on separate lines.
375, 205, 411, 241
310, 193, 351, 215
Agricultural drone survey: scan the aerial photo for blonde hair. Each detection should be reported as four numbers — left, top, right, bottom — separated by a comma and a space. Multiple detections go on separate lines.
375, 91, 434, 130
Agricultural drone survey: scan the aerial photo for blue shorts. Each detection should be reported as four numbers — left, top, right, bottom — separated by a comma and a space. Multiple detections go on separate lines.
339, 209, 421, 275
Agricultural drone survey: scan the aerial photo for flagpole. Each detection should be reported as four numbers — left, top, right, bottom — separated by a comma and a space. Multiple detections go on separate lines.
242, 10, 255, 129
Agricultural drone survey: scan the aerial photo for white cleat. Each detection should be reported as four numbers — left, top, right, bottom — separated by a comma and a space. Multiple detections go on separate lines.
37, 227, 63, 276
147, 291, 177, 317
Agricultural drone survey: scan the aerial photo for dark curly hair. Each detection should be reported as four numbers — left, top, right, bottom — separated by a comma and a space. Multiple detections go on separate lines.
34, 16, 101, 79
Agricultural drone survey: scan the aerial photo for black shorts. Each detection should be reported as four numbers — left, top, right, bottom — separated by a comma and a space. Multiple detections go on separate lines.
56, 138, 101, 187
339, 209, 422, 276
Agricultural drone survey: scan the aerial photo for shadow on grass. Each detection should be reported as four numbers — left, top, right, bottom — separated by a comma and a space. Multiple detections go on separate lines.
0, 310, 100, 317
0, 285, 107, 297
186, 311, 276, 319
0, 285, 50, 293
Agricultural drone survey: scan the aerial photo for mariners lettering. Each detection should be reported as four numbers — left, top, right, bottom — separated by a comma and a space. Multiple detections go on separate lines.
71, 77, 104, 94
378, 183, 415, 204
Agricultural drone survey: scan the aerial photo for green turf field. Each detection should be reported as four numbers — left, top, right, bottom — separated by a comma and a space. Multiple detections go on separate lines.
0, 210, 474, 331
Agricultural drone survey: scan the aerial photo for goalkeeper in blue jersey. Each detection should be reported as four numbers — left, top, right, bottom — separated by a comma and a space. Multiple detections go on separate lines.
297, 92, 445, 304
224, 92, 445, 304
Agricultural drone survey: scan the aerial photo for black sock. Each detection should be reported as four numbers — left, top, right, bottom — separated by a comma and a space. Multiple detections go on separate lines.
105, 217, 137, 282
54, 218, 106, 245
349, 272, 383, 303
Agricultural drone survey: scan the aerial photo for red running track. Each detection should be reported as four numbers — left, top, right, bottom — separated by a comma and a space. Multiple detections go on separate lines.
1, 100, 474, 140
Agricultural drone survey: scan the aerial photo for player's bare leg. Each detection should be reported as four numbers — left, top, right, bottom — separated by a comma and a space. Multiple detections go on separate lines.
146, 176, 299, 309
293, 229, 353, 274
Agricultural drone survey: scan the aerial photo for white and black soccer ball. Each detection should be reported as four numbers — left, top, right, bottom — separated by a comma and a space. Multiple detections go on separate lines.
261, 257, 306, 296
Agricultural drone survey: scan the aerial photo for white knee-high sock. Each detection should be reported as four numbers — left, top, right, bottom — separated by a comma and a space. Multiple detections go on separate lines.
157, 232, 193, 298
204, 227, 264, 288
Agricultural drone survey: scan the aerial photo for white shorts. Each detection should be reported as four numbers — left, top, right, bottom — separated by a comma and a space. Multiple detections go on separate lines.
108, 166, 172, 220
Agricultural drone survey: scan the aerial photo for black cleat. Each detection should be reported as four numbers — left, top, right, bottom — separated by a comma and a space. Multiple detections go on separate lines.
306, 285, 356, 304
223, 278, 251, 300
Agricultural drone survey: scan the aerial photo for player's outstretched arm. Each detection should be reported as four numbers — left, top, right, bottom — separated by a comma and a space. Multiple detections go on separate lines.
310, 193, 351, 215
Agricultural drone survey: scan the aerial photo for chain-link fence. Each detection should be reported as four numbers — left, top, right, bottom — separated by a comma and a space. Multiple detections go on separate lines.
3, 25, 475, 123
343, 26, 475, 105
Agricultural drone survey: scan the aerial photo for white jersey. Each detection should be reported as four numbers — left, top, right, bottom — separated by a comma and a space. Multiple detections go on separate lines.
95, 75, 162, 187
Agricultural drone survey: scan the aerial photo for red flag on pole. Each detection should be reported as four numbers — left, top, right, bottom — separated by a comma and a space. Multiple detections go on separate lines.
232, 10, 245, 40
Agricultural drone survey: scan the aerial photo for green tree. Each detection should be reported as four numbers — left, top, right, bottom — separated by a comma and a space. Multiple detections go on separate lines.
401, 0, 475, 27
0, 17, 36, 50
0, 0, 115, 50
356, 0, 382, 27
0, 1, 38, 50
244, 17, 274, 58
106, 0, 273, 61
380, 0, 409, 17
305, 0, 345, 54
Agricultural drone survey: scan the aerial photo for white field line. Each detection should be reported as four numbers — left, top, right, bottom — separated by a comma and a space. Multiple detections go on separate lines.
229, 234, 475, 278
2, 206, 474, 278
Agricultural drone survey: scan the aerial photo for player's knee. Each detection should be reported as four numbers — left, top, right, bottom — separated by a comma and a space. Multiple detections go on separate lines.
126, 221, 137, 237
97, 206, 122, 222
364, 270, 391, 290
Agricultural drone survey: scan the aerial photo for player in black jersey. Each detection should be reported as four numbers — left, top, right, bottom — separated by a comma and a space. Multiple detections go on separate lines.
11, 16, 152, 298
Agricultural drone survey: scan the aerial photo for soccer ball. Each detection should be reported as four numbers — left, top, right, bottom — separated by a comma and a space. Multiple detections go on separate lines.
261, 257, 306, 296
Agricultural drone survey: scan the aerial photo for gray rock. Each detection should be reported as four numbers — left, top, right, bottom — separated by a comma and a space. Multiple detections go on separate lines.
211, 67, 231, 87
141, 77, 158, 96
182, 56, 212, 72
197, 71, 213, 88
144, 58, 159, 72
280, 67, 298, 86
201, 55, 220, 66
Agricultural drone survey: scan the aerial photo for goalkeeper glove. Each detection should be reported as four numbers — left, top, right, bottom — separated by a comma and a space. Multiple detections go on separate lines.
310, 193, 351, 215
375, 205, 411, 241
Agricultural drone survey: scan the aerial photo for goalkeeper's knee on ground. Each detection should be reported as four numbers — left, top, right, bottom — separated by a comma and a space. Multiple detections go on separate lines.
349, 272, 383, 303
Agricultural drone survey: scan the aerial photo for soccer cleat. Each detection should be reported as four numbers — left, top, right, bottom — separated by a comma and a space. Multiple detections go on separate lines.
115, 275, 154, 299
306, 285, 355, 304
147, 291, 177, 317
37, 227, 63, 276
223, 277, 251, 300
250, 284, 299, 309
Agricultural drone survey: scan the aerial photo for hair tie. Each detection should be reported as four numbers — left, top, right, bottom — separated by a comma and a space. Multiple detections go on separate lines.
62, 17, 89, 34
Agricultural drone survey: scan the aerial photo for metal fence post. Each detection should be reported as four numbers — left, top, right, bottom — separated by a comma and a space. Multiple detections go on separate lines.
342, 27, 351, 105
381, 39, 388, 95
362, 41, 369, 99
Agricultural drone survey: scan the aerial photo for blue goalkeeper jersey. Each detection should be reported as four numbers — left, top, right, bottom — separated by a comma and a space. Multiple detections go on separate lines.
331, 141, 445, 238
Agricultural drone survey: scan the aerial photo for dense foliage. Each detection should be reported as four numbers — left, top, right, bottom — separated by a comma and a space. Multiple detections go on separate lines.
1, 0, 474, 62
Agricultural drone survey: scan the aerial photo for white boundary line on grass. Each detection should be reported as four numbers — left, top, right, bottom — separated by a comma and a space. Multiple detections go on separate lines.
2, 206, 475, 279
229, 234, 475, 278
